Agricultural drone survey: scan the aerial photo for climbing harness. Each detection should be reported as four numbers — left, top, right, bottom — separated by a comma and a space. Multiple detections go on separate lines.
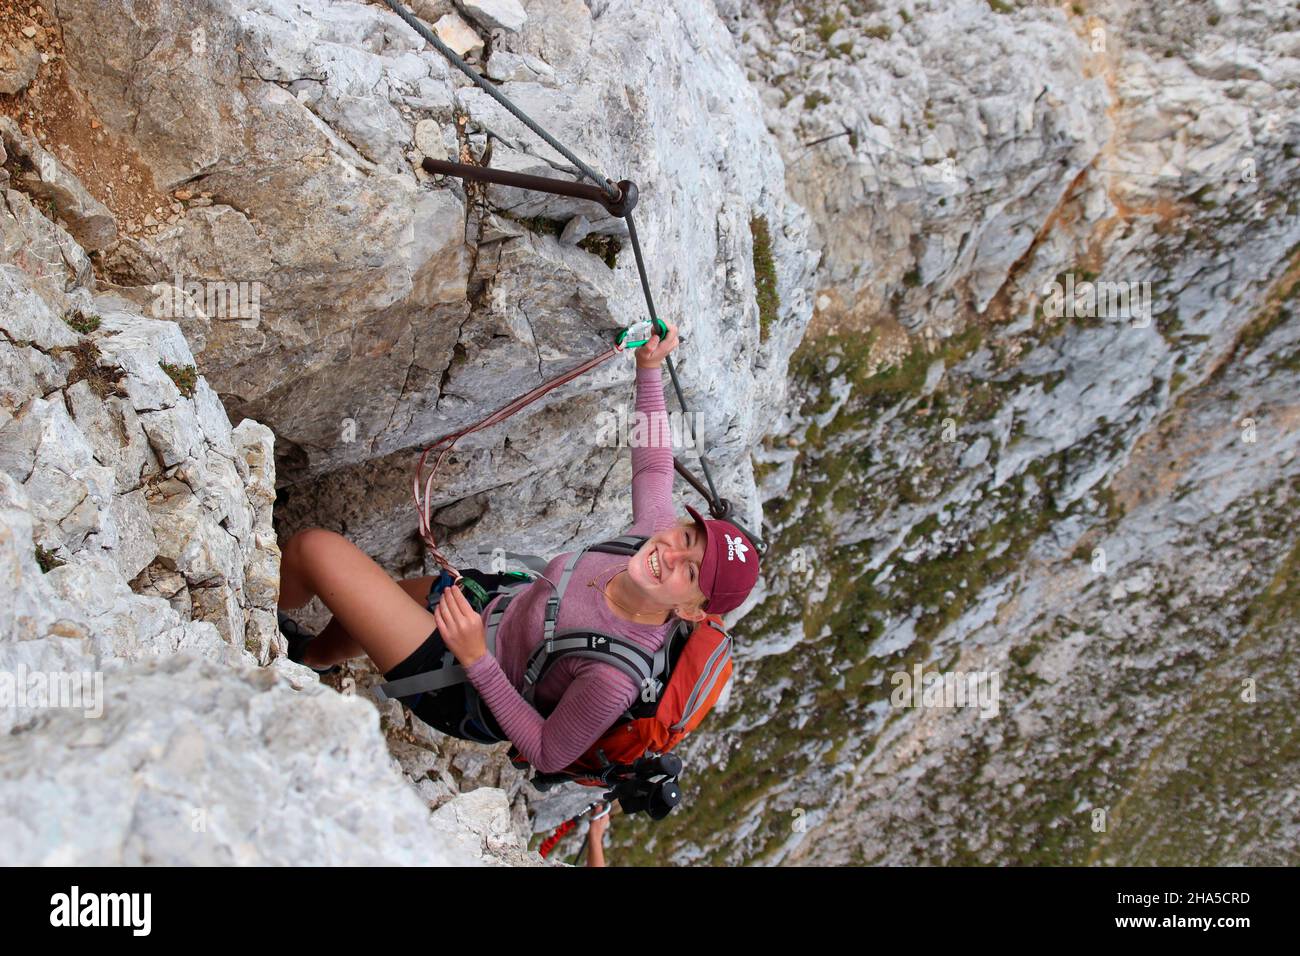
381, 0, 766, 593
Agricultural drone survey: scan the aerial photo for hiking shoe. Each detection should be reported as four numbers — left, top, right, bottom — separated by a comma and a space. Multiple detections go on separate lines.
277, 611, 340, 675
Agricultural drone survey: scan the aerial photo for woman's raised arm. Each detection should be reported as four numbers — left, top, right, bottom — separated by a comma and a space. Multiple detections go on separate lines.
628, 324, 681, 533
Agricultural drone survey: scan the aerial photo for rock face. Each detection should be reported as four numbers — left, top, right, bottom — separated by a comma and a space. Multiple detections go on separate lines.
0, 118, 280, 664
5, 0, 1294, 869
0, 61, 542, 863
2, 0, 807, 867
459, 0, 529, 35
0, 653, 484, 866
609, 0, 1300, 866
0, 39, 41, 97
39, 0, 814, 586
434, 11, 487, 58
0, 118, 117, 251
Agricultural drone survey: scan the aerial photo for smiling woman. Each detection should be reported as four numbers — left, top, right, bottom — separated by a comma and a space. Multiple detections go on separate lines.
276, 322, 761, 775
601, 517, 711, 625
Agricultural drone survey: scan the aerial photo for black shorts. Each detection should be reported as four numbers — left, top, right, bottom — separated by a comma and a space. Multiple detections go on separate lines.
381, 569, 511, 744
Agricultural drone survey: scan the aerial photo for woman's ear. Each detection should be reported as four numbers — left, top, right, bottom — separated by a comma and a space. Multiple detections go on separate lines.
676, 604, 708, 623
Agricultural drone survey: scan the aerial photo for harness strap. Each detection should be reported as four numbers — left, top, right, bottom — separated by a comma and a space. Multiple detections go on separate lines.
373, 662, 466, 702
591, 535, 646, 555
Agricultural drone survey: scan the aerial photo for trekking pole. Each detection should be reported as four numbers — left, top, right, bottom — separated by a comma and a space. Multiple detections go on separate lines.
537, 800, 606, 860
571, 831, 590, 867
602, 754, 683, 820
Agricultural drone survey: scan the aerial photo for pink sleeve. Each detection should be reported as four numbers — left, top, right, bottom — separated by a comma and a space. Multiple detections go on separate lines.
628, 364, 678, 537
464, 655, 638, 773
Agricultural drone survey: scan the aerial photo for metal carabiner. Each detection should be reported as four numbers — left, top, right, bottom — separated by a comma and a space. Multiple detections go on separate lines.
615, 317, 669, 350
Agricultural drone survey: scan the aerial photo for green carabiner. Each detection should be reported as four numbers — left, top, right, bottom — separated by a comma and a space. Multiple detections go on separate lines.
615, 317, 669, 351
457, 575, 491, 611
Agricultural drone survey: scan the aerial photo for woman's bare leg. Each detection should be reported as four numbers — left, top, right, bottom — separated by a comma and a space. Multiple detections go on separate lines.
278, 527, 442, 673
304, 576, 436, 668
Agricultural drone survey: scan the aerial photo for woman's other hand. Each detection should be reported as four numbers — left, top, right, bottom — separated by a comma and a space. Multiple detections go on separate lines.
586, 804, 611, 866
434, 582, 488, 667
635, 322, 679, 368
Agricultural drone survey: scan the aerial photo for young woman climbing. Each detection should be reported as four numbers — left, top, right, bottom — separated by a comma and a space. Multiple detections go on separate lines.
276, 322, 761, 773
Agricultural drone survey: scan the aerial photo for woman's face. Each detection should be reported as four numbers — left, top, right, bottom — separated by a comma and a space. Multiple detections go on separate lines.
629, 521, 708, 612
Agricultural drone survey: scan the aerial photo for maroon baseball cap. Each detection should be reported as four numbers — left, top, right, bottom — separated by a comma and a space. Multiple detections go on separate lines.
684, 504, 760, 616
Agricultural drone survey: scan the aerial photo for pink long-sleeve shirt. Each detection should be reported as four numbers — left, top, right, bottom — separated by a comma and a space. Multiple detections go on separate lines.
463, 364, 680, 773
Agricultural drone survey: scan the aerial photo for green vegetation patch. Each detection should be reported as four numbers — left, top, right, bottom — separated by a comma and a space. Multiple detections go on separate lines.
816, 12, 842, 42
64, 310, 101, 335
35, 544, 65, 573
160, 361, 198, 397
751, 214, 781, 341
577, 233, 621, 269
60, 340, 125, 400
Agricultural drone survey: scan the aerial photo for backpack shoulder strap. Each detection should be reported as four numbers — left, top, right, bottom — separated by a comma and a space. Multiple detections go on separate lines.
586, 534, 649, 556
511, 534, 663, 704
476, 548, 552, 575
522, 615, 693, 707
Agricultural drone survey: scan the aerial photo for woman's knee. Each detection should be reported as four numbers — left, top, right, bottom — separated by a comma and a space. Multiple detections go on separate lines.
279, 528, 339, 608
281, 531, 435, 672
284, 528, 347, 575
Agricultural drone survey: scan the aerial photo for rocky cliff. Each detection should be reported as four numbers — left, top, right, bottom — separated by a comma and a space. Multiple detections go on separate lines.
2, 0, 1296, 867
0, 0, 812, 864
605, 0, 1300, 865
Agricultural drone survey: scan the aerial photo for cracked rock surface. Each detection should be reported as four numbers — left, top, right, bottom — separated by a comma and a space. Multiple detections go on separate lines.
0, 71, 545, 864
4, 0, 1296, 868
49, 0, 814, 521
612, 0, 1300, 866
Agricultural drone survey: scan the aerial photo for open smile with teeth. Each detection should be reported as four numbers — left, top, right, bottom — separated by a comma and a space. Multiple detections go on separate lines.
647, 549, 662, 582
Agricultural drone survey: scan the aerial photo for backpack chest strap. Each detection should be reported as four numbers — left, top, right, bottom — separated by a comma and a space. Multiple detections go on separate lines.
522, 628, 674, 706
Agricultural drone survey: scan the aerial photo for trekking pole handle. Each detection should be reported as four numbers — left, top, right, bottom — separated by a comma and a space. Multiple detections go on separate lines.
632, 753, 682, 779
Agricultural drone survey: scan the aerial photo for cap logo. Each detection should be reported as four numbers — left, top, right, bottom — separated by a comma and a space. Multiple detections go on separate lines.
725, 533, 749, 563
